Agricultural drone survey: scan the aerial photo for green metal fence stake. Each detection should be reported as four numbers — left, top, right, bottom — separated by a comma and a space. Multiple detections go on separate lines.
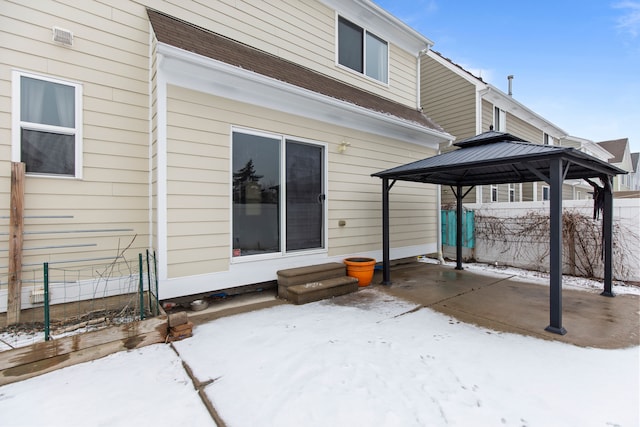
138, 253, 145, 320
146, 249, 152, 315
44, 262, 50, 341
153, 251, 159, 316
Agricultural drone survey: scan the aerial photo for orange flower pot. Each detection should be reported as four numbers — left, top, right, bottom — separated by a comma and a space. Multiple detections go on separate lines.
344, 257, 376, 287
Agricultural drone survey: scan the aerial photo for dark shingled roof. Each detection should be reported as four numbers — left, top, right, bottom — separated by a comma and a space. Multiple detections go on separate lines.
147, 9, 445, 134
596, 138, 628, 163
373, 131, 626, 186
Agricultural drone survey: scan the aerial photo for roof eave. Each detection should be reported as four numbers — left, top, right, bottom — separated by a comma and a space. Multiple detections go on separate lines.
318, 0, 433, 54
482, 86, 568, 138
157, 43, 450, 149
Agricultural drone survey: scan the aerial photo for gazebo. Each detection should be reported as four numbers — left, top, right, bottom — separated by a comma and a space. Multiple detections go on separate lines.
372, 130, 626, 335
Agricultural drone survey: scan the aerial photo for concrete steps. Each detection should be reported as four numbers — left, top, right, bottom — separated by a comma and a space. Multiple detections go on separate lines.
287, 276, 359, 305
277, 262, 359, 304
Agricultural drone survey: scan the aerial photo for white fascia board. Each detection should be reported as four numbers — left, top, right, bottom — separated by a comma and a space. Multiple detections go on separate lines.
564, 135, 615, 161
318, 0, 432, 54
481, 86, 568, 138
157, 43, 450, 148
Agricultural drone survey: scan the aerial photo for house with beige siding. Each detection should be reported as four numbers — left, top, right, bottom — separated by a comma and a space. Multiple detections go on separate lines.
419, 49, 597, 205
596, 138, 634, 192
1, 0, 452, 304
559, 135, 615, 199
630, 152, 640, 191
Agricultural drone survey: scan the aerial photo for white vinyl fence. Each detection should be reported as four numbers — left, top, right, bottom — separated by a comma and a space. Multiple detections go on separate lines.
466, 199, 640, 282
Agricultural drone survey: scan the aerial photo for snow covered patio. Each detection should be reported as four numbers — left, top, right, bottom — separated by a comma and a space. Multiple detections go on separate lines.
0, 261, 638, 426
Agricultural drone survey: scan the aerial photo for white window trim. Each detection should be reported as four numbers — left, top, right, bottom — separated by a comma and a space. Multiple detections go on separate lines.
11, 70, 83, 179
491, 184, 498, 202
229, 126, 328, 264
508, 183, 515, 202
542, 185, 550, 201
493, 106, 506, 132
335, 14, 390, 86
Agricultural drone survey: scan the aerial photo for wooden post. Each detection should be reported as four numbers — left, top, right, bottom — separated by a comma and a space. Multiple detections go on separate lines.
7, 162, 25, 325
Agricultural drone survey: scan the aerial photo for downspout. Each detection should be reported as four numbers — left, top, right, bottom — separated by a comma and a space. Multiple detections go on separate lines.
417, 46, 445, 264
416, 48, 429, 109
436, 181, 445, 264
436, 141, 450, 264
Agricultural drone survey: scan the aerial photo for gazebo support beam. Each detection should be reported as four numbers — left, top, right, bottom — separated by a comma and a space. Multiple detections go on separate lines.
451, 184, 474, 270
382, 178, 395, 285
601, 176, 614, 297
545, 158, 567, 335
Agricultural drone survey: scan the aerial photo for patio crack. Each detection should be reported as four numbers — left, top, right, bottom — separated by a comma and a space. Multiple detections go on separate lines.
169, 343, 227, 427
424, 275, 517, 308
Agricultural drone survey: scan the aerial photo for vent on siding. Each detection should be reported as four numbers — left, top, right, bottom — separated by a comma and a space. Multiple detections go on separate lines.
30, 288, 47, 304
52, 27, 73, 46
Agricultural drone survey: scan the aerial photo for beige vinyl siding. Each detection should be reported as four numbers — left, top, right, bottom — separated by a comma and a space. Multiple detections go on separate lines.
165, 85, 437, 278
522, 183, 535, 202
0, 0, 151, 274
481, 100, 494, 132
420, 55, 477, 139
560, 139, 581, 149
505, 113, 543, 143
140, 0, 417, 107
562, 183, 575, 200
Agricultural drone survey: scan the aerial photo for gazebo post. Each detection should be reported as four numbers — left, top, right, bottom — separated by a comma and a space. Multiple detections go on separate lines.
545, 158, 567, 335
601, 176, 614, 297
382, 178, 391, 285
455, 184, 464, 270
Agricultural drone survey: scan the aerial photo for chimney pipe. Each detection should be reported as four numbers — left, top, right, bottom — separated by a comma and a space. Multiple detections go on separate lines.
507, 75, 514, 96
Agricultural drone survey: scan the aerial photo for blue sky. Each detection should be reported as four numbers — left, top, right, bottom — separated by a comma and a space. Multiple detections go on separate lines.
373, 0, 640, 154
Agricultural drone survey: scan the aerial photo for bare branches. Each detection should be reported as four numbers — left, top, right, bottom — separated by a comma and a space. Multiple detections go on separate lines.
476, 210, 636, 281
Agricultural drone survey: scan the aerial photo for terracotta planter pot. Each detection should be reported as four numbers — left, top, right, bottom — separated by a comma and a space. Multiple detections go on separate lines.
344, 257, 376, 287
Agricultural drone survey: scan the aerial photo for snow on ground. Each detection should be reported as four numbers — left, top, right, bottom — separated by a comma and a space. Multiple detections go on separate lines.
1, 283, 638, 426
172, 289, 639, 427
418, 256, 640, 295
0, 344, 214, 427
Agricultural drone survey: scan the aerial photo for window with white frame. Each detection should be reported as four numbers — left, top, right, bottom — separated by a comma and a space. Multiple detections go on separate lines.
544, 133, 553, 145
491, 184, 498, 202
13, 71, 82, 177
542, 185, 550, 201
509, 183, 515, 202
337, 16, 388, 83
493, 106, 506, 131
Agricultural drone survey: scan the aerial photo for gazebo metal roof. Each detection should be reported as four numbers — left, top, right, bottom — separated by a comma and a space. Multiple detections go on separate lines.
372, 130, 626, 335
373, 131, 625, 186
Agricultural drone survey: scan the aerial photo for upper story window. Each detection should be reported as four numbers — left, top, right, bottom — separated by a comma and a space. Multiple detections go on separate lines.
493, 106, 506, 131
12, 71, 83, 178
338, 16, 388, 84
491, 184, 498, 202
544, 133, 553, 145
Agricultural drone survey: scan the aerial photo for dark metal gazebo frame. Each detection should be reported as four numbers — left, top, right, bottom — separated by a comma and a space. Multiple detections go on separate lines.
372, 131, 626, 335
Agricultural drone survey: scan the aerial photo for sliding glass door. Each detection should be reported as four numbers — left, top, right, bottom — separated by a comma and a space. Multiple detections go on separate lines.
232, 130, 324, 258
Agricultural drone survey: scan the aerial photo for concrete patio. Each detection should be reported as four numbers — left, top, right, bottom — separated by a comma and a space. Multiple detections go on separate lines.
186, 260, 639, 349
370, 261, 640, 349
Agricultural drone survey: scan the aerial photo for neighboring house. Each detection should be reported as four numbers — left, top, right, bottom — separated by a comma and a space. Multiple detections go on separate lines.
596, 139, 634, 191
420, 49, 591, 205
1, 0, 453, 302
559, 135, 615, 199
630, 152, 640, 191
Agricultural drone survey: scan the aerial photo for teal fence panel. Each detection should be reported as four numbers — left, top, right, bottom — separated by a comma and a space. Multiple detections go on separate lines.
441, 210, 475, 248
